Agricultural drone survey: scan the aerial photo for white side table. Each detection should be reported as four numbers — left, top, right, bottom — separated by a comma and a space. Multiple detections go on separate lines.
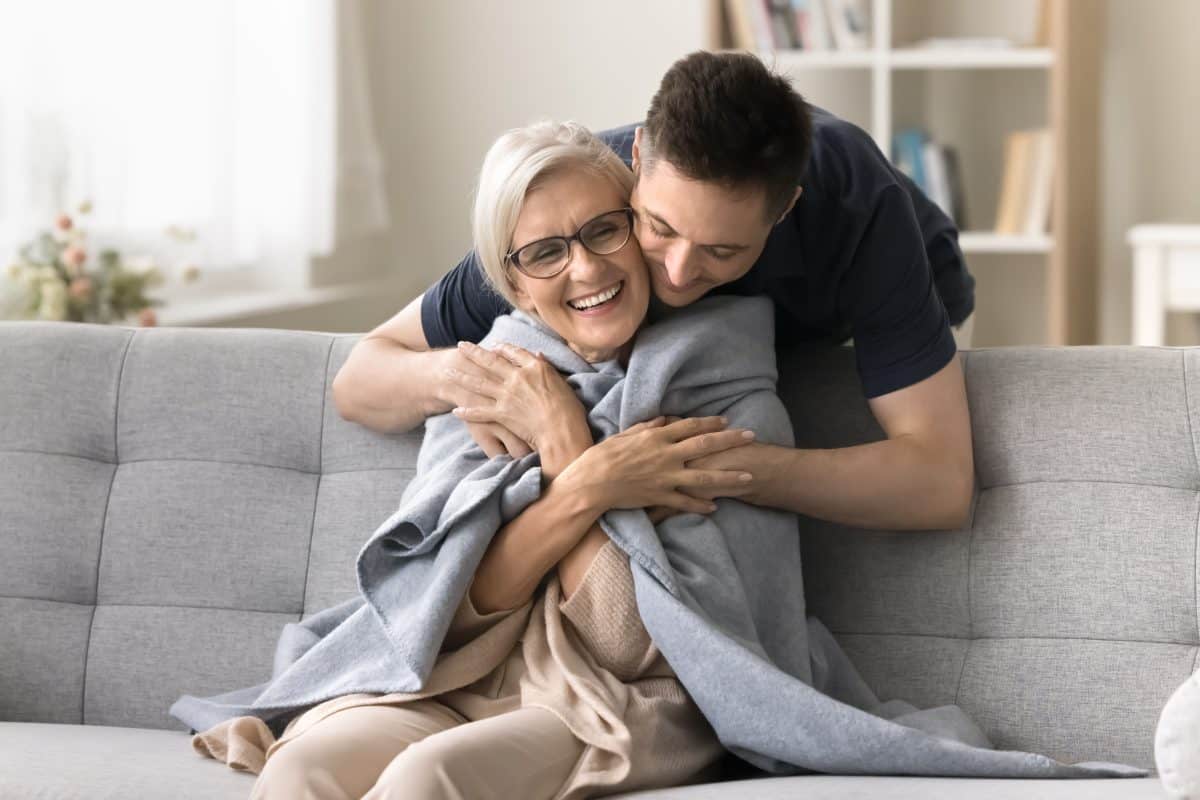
1129, 225, 1200, 346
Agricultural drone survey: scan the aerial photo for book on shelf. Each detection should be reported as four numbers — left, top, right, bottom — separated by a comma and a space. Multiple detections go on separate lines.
767, 0, 799, 49
798, 0, 834, 50
891, 128, 968, 228
725, 0, 867, 51
994, 128, 1053, 236
825, 0, 870, 50
725, 0, 774, 51
941, 146, 969, 230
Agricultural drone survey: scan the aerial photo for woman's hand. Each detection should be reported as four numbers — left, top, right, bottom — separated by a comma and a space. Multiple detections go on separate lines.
448, 341, 591, 457
560, 416, 757, 516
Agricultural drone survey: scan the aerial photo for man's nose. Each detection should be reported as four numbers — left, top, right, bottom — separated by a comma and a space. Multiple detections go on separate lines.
663, 241, 699, 289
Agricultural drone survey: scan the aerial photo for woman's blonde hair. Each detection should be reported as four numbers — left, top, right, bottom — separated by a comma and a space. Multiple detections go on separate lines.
472, 120, 635, 307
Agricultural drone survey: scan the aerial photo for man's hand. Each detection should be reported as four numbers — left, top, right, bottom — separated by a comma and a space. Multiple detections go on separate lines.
560, 416, 758, 516
683, 441, 772, 503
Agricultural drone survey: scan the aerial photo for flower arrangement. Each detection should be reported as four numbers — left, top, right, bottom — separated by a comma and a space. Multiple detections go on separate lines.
4, 201, 201, 326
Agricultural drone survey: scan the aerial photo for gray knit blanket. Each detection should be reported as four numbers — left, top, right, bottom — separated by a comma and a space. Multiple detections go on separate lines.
169, 295, 1146, 779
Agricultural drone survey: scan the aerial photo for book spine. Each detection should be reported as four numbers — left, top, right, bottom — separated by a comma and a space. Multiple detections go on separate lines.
827, 0, 870, 50
725, 0, 758, 49
1022, 129, 1054, 235
995, 131, 1035, 235
789, 0, 810, 49
769, 0, 799, 49
922, 141, 953, 221
942, 145, 969, 229
748, 0, 777, 51
806, 0, 833, 50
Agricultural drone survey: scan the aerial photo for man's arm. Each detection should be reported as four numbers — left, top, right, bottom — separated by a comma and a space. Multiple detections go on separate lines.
687, 354, 974, 531
331, 292, 461, 433
751, 353, 972, 529
331, 290, 529, 455
333, 248, 531, 451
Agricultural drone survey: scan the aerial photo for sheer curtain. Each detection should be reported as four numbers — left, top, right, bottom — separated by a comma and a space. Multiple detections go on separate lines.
0, 0, 387, 293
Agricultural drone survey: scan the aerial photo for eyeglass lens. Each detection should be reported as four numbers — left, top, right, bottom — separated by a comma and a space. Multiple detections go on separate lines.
514, 209, 631, 276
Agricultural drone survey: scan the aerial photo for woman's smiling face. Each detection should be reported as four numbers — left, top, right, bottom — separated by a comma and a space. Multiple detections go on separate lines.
506, 166, 650, 363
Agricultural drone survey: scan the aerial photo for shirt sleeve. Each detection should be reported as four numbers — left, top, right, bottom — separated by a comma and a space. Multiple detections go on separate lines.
441, 575, 530, 652
420, 249, 513, 349
893, 165, 976, 325
558, 539, 660, 682
842, 184, 958, 398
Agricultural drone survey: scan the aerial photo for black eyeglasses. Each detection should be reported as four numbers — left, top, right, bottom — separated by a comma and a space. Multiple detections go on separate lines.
505, 207, 635, 279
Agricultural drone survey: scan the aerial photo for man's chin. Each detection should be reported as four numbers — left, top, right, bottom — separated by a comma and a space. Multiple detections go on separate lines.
652, 282, 708, 307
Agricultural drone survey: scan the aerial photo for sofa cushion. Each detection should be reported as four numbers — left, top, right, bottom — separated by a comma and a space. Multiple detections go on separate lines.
776, 343, 1198, 771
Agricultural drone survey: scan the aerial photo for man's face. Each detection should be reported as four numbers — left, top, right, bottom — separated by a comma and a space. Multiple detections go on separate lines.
630, 129, 788, 307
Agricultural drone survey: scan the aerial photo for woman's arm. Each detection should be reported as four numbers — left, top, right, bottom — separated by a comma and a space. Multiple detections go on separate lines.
468, 424, 598, 614
470, 415, 756, 612
457, 342, 756, 613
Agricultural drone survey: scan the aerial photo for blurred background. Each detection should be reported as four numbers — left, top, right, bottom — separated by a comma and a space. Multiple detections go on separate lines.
1, 0, 1198, 347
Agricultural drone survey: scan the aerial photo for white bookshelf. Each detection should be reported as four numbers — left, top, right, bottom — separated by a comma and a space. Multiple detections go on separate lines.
711, 0, 1103, 345
958, 232, 1052, 254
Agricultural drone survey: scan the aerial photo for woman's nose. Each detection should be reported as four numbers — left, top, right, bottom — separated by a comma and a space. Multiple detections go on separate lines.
566, 241, 608, 279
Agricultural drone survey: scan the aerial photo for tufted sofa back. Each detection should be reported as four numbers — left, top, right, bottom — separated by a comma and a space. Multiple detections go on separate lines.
0, 322, 1191, 771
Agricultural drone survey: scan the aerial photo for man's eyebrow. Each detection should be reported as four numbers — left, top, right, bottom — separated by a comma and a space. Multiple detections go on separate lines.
643, 208, 750, 251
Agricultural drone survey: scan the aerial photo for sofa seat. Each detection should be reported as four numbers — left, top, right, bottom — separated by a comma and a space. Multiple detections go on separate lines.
0, 722, 255, 799
0, 722, 1168, 800
620, 775, 1170, 799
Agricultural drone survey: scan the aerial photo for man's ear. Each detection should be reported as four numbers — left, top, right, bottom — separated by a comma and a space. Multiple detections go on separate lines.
632, 126, 643, 174
775, 185, 803, 225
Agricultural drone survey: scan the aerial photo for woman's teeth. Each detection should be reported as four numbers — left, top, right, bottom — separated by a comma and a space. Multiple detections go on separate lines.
568, 281, 623, 310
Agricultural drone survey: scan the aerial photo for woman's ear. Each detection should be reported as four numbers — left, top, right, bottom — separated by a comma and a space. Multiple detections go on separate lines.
507, 270, 537, 313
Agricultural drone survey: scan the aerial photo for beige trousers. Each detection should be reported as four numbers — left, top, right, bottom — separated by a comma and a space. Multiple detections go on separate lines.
250, 699, 584, 800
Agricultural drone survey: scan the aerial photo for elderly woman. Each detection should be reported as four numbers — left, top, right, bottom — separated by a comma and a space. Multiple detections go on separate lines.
199, 121, 759, 799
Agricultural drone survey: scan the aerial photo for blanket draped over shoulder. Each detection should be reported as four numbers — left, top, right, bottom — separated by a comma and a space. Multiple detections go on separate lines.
170, 295, 1146, 779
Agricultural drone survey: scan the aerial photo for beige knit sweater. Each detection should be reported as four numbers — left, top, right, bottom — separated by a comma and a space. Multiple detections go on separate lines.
191, 539, 726, 799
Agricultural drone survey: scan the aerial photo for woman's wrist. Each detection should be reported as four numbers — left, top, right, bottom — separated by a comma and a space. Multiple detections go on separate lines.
553, 456, 611, 521
537, 418, 594, 481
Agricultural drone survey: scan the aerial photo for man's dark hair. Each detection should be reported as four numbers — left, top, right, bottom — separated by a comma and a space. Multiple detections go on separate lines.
642, 50, 812, 222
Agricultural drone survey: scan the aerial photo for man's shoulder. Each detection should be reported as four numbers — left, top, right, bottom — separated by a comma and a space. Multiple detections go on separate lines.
595, 122, 639, 166
804, 104, 894, 193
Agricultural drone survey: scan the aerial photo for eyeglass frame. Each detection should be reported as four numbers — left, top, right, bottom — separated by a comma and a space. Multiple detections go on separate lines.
504, 207, 636, 279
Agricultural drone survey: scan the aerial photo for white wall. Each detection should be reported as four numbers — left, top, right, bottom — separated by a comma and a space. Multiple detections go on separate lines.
376, 0, 709, 297
137, 0, 1200, 341
1099, 0, 1200, 344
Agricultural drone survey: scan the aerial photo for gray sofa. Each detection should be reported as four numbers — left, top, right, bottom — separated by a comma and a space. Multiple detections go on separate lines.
0, 320, 1186, 799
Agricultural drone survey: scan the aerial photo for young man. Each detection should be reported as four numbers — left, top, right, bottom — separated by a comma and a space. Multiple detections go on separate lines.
333, 50, 976, 532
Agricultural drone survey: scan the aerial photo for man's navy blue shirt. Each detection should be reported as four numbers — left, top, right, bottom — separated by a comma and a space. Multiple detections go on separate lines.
421, 106, 975, 399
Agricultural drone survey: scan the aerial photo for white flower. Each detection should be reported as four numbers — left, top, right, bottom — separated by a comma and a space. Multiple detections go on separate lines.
38, 280, 67, 320
17, 266, 44, 289
142, 265, 165, 288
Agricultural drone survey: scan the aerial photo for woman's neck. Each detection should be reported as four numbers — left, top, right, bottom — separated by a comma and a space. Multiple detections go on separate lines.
568, 337, 635, 367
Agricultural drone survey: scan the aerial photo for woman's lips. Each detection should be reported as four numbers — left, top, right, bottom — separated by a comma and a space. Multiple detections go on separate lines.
569, 280, 625, 317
